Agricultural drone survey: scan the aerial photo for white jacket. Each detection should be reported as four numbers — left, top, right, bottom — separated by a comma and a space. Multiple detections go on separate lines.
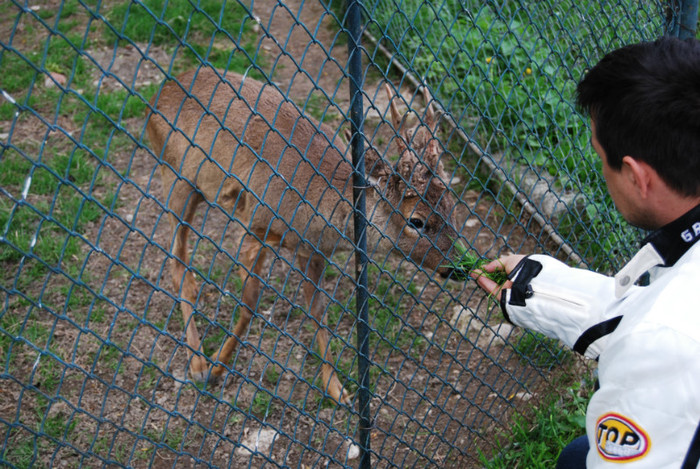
502, 205, 700, 468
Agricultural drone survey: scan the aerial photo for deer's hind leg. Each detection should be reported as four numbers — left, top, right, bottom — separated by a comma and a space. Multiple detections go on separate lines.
298, 252, 351, 406
164, 181, 210, 382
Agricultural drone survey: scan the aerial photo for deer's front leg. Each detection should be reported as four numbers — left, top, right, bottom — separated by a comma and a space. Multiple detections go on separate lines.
299, 253, 352, 406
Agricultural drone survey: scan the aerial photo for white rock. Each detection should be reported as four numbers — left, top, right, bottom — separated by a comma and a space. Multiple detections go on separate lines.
476, 322, 515, 349
234, 427, 278, 457
465, 218, 480, 228
449, 305, 473, 335
510, 391, 534, 402
346, 442, 360, 460
44, 71, 67, 88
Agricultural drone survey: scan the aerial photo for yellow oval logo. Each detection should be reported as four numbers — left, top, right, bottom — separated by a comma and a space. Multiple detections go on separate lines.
595, 413, 650, 462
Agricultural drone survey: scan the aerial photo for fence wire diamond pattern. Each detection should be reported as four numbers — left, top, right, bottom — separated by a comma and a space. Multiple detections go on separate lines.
0, 0, 674, 467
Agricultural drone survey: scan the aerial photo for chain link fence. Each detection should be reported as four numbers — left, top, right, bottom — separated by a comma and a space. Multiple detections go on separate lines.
0, 0, 686, 467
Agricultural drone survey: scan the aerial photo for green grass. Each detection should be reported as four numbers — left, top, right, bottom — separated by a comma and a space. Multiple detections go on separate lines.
370, 266, 423, 350
264, 363, 282, 385
0, 312, 52, 360
0, 388, 81, 468
299, 91, 341, 124
446, 241, 509, 284
372, 0, 660, 270
515, 331, 569, 369
159, 427, 185, 449
0, 0, 261, 273
136, 363, 160, 393
1, 431, 37, 468
480, 379, 592, 468
105, 0, 259, 71
0, 184, 105, 278
200, 319, 231, 358
43, 412, 77, 440
0, 0, 262, 375
320, 264, 423, 356
251, 389, 275, 416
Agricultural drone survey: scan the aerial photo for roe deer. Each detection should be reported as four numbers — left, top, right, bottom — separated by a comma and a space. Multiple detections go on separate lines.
145, 67, 461, 405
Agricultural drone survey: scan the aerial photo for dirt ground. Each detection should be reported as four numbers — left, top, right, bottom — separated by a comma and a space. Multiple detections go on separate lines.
0, 0, 580, 468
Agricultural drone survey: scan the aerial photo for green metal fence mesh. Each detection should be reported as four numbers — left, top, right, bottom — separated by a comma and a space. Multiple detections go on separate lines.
0, 0, 686, 467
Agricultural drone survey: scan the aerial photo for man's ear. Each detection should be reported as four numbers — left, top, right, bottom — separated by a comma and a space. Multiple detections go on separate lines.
622, 155, 653, 199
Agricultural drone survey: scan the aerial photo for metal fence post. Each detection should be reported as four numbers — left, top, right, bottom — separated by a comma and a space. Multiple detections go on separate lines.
666, 0, 699, 37
346, 0, 372, 467
680, 0, 700, 38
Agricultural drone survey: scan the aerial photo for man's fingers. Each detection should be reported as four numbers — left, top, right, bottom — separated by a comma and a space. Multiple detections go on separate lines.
482, 254, 526, 274
472, 254, 524, 297
471, 269, 500, 295
480, 259, 506, 273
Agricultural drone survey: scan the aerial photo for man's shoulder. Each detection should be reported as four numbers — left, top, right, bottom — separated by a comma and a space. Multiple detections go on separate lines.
626, 250, 700, 341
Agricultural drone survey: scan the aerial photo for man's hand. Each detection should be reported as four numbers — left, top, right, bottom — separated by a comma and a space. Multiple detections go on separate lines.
471, 254, 526, 297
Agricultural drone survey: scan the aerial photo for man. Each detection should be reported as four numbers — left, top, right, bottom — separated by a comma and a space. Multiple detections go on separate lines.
473, 37, 700, 468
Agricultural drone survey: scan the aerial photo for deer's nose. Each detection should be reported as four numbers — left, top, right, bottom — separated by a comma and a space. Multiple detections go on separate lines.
440, 267, 469, 281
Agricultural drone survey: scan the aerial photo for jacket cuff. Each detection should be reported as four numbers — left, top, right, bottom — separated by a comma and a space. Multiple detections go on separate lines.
500, 257, 543, 322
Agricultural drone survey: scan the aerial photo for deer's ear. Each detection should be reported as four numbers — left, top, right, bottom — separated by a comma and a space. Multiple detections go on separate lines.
385, 83, 407, 153
418, 85, 444, 169
420, 85, 437, 133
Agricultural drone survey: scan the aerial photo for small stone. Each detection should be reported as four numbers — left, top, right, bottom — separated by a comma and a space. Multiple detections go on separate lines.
44, 71, 67, 88
234, 427, 278, 457
346, 442, 360, 460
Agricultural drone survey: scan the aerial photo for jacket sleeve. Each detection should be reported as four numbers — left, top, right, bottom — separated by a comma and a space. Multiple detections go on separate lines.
501, 254, 626, 359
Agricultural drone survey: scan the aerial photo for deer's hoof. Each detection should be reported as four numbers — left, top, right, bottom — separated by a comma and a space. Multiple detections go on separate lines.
188, 355, 210, 383
331, 386, 354, 408
340, 392, 354, 407
189, 367, 225, 386
206, 364, 228, 384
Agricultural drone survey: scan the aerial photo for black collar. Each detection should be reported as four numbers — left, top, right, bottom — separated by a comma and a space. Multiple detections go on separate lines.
643, 203, 700, 267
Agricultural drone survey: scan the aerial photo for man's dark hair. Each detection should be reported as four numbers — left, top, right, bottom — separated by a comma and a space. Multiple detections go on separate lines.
576, 37, 700, 197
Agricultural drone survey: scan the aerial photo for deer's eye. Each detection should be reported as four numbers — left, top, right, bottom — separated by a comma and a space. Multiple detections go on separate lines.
408, 218, 425, 231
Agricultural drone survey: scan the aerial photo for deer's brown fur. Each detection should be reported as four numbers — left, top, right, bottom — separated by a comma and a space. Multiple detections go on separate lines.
145, 67, 459, 404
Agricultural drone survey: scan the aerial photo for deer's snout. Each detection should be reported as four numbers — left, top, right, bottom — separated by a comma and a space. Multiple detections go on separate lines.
439, 266, 469, 281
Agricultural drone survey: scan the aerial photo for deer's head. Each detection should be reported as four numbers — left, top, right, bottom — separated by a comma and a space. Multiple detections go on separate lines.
363, 85, 461, 279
